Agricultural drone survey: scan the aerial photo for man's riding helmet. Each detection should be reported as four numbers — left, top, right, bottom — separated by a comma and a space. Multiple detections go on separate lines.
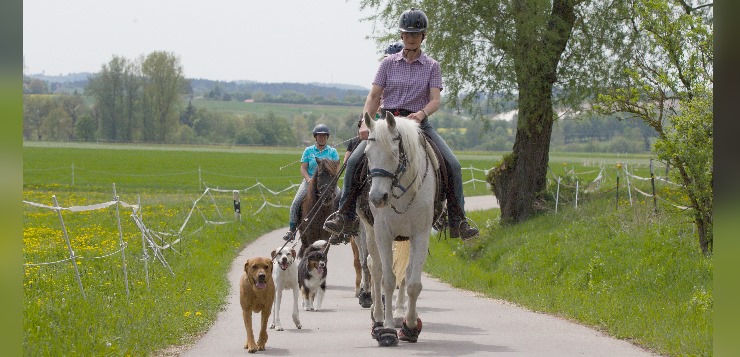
384, 41, 405, 55
313, 124, 330, 137
398, 8, 428, 33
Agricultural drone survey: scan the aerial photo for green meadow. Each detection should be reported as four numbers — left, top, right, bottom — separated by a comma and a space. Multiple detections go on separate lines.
22, 143, 709, 356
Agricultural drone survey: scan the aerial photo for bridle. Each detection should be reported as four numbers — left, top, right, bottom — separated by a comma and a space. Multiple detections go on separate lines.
366, 132, 431, 214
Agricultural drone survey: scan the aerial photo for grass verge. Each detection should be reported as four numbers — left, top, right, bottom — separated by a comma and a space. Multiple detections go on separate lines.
426, 193, 712, 356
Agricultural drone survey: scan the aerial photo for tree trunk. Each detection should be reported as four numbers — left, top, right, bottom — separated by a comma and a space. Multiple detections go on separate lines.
491, 0, 575, 224
492, 80, 554, 223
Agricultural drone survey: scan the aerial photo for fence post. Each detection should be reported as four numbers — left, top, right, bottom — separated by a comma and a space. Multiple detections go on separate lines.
112, 184, 130, 298
555, 177, 561, 213
625, 163, 633, 206
616, 163, 622, 210
575, 180, 579, 209
53, 195, 86, 298
138, 195, 150, 289
233, 190, 241, 221
650, 158, 658, 213
199, 166, 202, 191
71, 163, 75, 186
470, 165, 476, 190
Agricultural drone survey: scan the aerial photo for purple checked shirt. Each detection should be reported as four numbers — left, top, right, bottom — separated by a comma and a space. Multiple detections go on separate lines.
373, 51, 443, 112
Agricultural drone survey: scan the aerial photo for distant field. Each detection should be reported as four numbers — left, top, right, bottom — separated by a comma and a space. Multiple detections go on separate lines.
23, 142, 662, 198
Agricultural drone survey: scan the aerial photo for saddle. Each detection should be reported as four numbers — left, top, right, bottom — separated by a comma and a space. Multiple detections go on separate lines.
355, 133, 450, 230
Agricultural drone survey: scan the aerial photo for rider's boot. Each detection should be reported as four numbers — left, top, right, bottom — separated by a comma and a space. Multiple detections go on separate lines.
282, 225, 296, 242
449, 219, 478, 240
323, 202, 359, 236
447, 202, 478, 240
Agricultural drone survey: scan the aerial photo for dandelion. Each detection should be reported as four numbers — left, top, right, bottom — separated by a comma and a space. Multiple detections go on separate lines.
184, 311, 192, 317
195, 311, 202, 316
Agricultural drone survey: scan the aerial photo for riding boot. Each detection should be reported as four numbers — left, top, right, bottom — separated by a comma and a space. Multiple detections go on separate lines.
447, 200, 478, 240
449, 220, 478, 240
323, 202, 359, 236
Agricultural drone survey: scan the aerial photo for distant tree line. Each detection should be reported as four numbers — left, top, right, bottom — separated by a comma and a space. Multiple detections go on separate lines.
23, 56, 656, 153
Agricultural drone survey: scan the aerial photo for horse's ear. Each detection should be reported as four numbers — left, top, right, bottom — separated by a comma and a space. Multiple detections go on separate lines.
364, 112, 374, 130
385, 111, 396, 129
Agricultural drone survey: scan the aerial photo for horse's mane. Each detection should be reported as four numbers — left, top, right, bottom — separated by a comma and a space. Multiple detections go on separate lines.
306, 158, 339, 197
372, 117, 424, 193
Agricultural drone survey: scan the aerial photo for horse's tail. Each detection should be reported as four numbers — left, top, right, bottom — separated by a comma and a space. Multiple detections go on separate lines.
392, 240, 410, 286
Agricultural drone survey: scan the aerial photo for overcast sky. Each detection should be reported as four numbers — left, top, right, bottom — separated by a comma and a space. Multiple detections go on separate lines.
23, 0, 386, 89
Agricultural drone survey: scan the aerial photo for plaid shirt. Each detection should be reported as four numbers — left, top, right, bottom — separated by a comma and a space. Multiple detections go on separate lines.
373, 51, 443, 112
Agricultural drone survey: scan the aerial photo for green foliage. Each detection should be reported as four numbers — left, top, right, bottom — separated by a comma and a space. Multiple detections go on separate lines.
486, 152, 516, 195
427, 195, 712, 356
141, 51, 186, 143
593, 0, 713, 254
654, 87, 713, 253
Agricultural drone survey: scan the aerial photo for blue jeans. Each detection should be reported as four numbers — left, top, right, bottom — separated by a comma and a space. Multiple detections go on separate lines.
338, 118, 466, 223
289, 179, 309, 230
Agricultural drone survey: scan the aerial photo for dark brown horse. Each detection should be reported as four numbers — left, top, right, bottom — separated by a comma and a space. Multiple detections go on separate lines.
297, 158, 340, 258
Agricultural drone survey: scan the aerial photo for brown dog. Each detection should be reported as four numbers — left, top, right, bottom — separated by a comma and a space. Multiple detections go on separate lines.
240, 256, 276, 353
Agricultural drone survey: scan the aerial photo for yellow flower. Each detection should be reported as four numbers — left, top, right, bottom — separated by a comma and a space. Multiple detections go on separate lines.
184, 311, 192, 317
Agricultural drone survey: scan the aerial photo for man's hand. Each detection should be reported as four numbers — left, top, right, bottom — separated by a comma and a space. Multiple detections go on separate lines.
359, 118, 370, 140
407, 112, 425, 123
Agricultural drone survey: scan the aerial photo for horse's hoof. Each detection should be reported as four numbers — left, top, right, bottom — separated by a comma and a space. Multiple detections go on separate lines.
398, 318, 422, 343
370, 321, 384, 339
376, 328, 399, 347
359, 290, 372, 308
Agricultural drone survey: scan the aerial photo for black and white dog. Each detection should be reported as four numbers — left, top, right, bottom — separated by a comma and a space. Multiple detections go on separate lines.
270, 246, 301, 331
298, 240, 329, 311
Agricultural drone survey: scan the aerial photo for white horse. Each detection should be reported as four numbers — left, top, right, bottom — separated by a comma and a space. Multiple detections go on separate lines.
359, 112, 439, 347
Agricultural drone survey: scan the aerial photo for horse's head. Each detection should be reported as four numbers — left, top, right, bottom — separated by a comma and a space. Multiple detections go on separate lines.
364, 111, 415, 208
313, 158, 339, 206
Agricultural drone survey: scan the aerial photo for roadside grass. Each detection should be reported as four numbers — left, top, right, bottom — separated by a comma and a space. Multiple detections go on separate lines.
23, 187, 288, 356
22, 143, 706, 356
426, 193, 712, 356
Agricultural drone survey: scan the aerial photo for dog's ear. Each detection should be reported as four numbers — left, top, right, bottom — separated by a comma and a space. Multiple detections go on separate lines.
271, 249, 277, 259
244, 258, 252, 273
263, 258, 273, 274
291, 249, 297, 258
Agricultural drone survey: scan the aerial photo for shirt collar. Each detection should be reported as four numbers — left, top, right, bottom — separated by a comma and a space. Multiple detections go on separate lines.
392, 51, 428, 64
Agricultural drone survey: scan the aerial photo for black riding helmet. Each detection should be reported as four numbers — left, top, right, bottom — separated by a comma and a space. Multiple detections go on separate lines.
399, 8, 428, 33
312, 124, 330, 137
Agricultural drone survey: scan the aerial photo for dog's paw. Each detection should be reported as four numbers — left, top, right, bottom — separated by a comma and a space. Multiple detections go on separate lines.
245, 343, 257, 353
276, 325, 284, 331
269, 323, 275, 329
296, 322, 302, 329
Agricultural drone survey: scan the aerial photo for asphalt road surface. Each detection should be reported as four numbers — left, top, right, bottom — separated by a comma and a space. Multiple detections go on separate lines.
181, 196, 656, 356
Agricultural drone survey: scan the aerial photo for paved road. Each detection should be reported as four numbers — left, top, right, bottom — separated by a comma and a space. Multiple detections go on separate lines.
182, 196, 656, 356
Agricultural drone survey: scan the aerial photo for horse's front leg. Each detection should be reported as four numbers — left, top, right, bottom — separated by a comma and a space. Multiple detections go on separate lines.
364, 222, 383, 325
401, 233, 430, 341
357, 227, 373, 308
376, 232, 396, 330
393, 278, 406, 327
